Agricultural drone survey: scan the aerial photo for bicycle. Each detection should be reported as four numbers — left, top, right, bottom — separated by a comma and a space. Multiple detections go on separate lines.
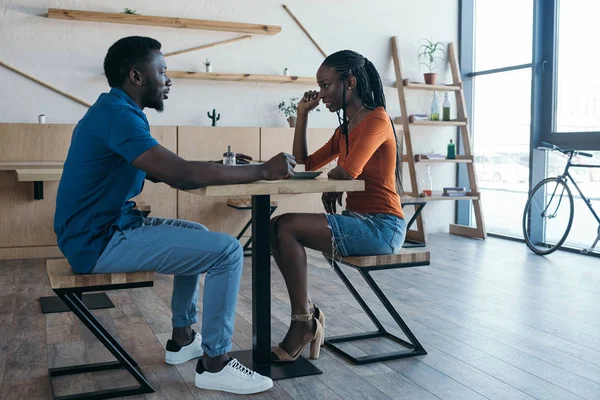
522, 142, 600, 255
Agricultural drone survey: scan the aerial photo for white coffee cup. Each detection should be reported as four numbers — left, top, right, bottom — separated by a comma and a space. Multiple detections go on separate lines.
38, 114, 46, 124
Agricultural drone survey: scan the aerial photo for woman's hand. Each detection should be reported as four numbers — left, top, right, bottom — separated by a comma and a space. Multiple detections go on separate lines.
322, 192, 343, 214
298, 90, 320, 115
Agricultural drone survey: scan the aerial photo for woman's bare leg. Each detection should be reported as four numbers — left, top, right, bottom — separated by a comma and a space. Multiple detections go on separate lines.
270, 213, 333, 356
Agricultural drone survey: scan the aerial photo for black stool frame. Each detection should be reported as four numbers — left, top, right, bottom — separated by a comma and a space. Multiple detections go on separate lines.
49, 281, 155, 400
323, 255, 428, 365
228, 202, 278, 256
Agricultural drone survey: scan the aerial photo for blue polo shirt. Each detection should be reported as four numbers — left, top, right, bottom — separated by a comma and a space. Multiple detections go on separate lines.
54, 88, 159, 273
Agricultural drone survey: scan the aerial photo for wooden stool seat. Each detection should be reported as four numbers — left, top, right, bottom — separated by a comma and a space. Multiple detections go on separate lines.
227, 197, 278, 209
340, 250, 430, 268
45, 259, 155, 399
47, 259, 153, 290
322, 249, 430, 364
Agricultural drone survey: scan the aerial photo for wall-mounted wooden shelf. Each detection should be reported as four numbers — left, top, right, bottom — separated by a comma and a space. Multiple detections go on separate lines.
169, 71, 316, 85
402, 79, 461, 91
47, 8, 281, 35
402, 155, 473, 163
16, 169, 63, 182
394, 117, 468, 126
402, 193, 479, 202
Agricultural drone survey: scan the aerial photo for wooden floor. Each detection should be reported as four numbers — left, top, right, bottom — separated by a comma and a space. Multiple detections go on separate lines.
1, 234, 599, 399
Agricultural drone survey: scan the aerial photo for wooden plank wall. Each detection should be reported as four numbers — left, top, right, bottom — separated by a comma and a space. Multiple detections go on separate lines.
0, 124, 177, 259
176, 126, 261, 235
0, 124, 341, 259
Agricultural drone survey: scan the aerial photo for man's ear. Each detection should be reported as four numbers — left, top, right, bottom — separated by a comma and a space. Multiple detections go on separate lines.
129, 69, 143, 87
347, 75, 357, 90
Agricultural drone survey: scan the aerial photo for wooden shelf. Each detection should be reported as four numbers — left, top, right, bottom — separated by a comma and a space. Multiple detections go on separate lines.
401, 193, 479, 203
0, 161, 64, 171
401, 79, 461, 91
403, 155, 472, 163
394, 117, 467, 126
169, 71, 316, 85
47, 8, 281, 35
16, 169, 62, 182
412, 120, 467, 127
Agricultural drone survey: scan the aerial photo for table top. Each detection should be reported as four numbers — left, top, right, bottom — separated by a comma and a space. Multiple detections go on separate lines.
0, 161, 64, 170
186, 178, 365, 197
15, 168, 63, 182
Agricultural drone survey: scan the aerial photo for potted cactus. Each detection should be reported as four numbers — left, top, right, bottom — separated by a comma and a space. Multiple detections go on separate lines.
418, 38, 446, 85
207, 109, 220, 126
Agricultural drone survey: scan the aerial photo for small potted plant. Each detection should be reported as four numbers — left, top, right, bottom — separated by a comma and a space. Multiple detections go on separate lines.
122, 8, 138, 15
418, 38, 446, 85
283, 67, 290, 76
204, 59, 212, 73
278, 97, 320, 127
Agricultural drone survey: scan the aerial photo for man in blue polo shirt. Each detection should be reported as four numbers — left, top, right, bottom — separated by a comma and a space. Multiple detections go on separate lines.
54, 36, 295, 395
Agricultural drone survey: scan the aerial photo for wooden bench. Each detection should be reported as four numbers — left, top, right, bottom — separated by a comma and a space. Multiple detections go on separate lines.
322, 250, 430, 365
45, 258, 155, 399
227, 197, 278, 256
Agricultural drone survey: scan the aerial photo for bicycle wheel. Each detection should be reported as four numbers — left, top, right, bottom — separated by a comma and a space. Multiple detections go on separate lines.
523, 177, 574, 255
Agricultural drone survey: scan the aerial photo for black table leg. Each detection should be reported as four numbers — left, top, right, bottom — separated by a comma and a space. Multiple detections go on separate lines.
34, 181, 44, 200
230, 194, 322, 380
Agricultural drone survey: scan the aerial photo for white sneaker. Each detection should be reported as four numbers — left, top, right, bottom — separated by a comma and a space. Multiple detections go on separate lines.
195, 358, 273, 395
165, 330, 204, 365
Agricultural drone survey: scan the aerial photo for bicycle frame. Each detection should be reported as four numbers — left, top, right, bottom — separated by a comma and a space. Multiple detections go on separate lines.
558, 155, 600, 226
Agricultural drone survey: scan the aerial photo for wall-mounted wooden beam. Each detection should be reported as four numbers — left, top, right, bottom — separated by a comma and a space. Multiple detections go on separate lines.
164, 35, 252, 58
0, 60, 91, 107
282, 5, 327, 58
47, 8, 281, 35
169, 71, 316, 85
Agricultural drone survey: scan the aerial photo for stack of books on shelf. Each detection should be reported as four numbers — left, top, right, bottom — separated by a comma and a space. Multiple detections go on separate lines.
443, 187, 467, 197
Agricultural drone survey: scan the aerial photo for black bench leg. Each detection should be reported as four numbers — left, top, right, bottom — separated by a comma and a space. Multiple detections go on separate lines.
241, 206, 277, 257
324, 259, 426, 365
48, 292, 154, 400
40, 292, 115, 314
402, 203, 427, 248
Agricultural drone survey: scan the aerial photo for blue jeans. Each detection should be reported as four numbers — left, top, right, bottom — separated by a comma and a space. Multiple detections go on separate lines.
324, 211, 407, 257
93, 217, 243, 358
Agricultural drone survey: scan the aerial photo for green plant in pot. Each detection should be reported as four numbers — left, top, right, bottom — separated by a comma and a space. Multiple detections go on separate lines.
418, 38, 446, 85
278, 97, 320, 127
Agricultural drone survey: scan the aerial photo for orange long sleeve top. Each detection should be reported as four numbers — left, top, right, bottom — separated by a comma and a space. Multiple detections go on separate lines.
304, 107, 404, 219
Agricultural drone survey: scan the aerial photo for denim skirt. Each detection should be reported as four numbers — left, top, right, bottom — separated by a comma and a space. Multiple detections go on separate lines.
323, 211, 407, 257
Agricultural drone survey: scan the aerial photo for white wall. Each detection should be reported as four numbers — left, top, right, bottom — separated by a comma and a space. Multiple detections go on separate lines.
0, 0, 459, 233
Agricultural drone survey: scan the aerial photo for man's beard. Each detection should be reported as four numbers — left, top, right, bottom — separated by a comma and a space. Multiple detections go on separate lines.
143, 82, 164, 112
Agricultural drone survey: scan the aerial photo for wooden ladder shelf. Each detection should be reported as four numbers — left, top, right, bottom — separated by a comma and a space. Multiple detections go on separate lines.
391, 36, 486, 243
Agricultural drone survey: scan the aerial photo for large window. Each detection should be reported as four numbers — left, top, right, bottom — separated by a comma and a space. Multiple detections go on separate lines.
461, 0, 600, 255
555, 1, 600, 133
467, 0, 534, 237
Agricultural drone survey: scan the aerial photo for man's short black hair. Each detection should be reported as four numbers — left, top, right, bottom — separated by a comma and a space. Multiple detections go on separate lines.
104, 36, 162, 88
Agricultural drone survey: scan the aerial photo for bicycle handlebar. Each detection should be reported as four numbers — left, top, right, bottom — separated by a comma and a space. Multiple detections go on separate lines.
539, 141, 593, 158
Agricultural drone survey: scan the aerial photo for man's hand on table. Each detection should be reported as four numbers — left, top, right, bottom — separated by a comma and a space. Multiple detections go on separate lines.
260, 153, 296, 180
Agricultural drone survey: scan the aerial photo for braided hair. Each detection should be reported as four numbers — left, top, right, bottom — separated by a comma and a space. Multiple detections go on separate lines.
322, 50, 403, 194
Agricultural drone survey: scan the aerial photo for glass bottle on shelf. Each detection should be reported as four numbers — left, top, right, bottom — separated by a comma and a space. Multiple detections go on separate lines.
442, 92, 451, 121
422, 165, 433, 196
430, 91, 440, 121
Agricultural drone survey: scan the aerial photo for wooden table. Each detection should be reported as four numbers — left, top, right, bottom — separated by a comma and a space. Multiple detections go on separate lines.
0, 161, 64, 200
186, 178, 365, 380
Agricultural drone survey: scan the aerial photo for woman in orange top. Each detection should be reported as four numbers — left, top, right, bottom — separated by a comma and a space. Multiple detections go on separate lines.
270, 50, 405, 362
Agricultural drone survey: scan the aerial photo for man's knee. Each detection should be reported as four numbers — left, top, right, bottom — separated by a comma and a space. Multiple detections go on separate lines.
222, 234, 243, 269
